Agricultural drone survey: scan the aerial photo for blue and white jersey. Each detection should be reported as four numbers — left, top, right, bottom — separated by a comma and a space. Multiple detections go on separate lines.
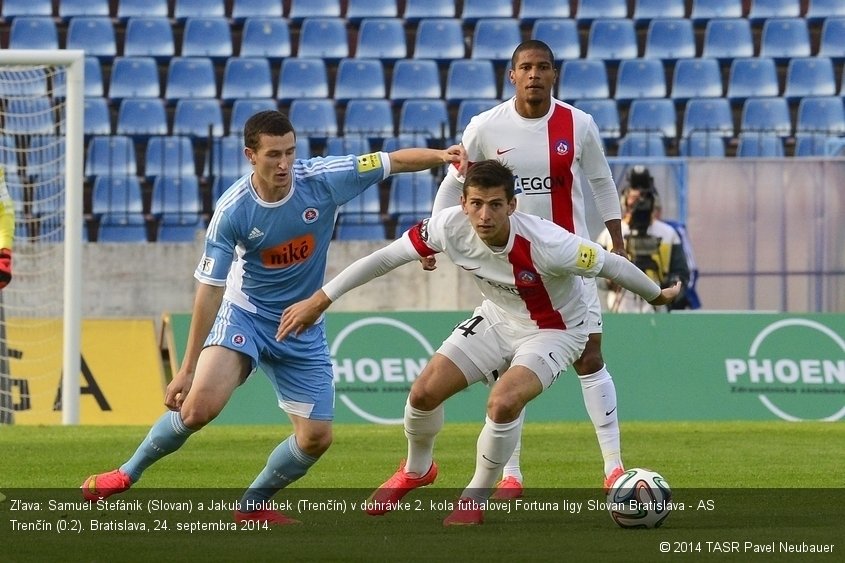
195, 152, 390, 320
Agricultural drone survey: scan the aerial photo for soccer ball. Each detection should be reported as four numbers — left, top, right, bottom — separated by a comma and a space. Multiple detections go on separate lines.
606, 467, 672, 529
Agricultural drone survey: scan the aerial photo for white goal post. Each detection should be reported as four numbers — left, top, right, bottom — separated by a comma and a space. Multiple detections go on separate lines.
0, 50, 84, 425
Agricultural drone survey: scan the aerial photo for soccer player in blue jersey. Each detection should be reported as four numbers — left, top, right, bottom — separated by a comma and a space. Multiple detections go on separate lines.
81, 110, 466, 526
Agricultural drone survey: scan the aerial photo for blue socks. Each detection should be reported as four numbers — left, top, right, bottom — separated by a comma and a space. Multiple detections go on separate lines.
238, 435, 317, 512
120, 410, 195, 482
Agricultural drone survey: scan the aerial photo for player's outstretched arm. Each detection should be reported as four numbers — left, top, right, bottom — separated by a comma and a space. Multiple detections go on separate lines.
388, 144, 467, 174
647, 281, 682, 306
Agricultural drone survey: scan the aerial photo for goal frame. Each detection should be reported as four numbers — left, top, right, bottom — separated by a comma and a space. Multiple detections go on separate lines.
0, 50, 84, 424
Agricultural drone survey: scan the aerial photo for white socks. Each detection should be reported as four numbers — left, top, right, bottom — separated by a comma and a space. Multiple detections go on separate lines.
579, 365, 623, 476
463, 416, 522, 501
403, 399, 444, 476
501, 408, 525, 482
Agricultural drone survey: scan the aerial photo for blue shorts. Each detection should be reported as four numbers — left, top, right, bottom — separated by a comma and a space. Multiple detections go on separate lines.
206, 301, 335, 421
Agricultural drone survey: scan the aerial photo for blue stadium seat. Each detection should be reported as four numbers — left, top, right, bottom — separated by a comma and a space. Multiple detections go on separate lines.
587, 19, 638, 62
576, 0, 628, 25
626, 98, 677, 139
174, 0, 225, 20
559, 60, 610, 101
108, 57, 160, 101
27, 135, 64, 178
97, 213, 148, 243
519, 0, 570, 25
531, 19, 581, 61
690, 0, 742, 24
0, 67, 47, 97
633, 0, 685, 26
229, 98, 278, 136
82, 57, 104, 97
455, 99, 498, 139
671, 58, 722, 103
471, 18, 522, 63
682, 98, 734, 139
4, 97, 54, 135
748, 0, 800, 24
8, 16, 58, 49
220, 57, 274, 104
574, 99, 621, 143
795, 96, 845, 136
399, 99, 450, 138
381, 133, 430, 152
84, 97, 112, 136
501, 72, 516, 100
356, 18, 406, 62
334, 59, 386, 102
644, 18, 695, 61
211, 175, 241, 204
783, 57, 837, 102
206, 136, 251, 178
65, 16, 116, 61
181, 17, 232, 62
679, 132, 725, 157
736, 133, 784, 157
288, 99, 338, 139
390, 59, 441, 102
701, 18, 753, 63
288, 0, 341, 21
117, 0, 168, 19
0, 138, 20, 175
614, 59, 667, 102
462, 0, 512, 24
150, 175, 202, 217
346, 0, 398, 23
276, 58, 329, 103
85, 136, 137, 179
116, 98, 169, 139
793, 134, 829, 157
1, 0, 52, 18
818, 17, 845, 63
388, 171, 437, 217
172, 98, 225, 138
123, 17, 175, 62
58, 0, 109, 19
334, 215, 386, 241
759, 18, 810, 62
324, 135, 372, 157
230, 0, 283, 22
156, 217, 205, 243
616, 132, 666, 156
740, 97, 792, 137
343, 99, 394, 138
297, 17, 348, 61
413, 18, 465, 62
445, 60, 497, 104
404, 0, 454, 22
165, 57, 218, 103
296, 135, 311, 158
144, 136, 196, 180
726, 58, 779, 104
91, 175, 144, 216
806, 0, 845, 23
239, 17, 291, 62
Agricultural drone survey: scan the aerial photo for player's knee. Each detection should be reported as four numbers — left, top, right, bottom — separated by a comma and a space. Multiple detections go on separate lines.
573, 349, 604, 375
408, 381, 441, 411
178, 403, 219, 430
486, 393, 522, 424
296, 429, 332, 457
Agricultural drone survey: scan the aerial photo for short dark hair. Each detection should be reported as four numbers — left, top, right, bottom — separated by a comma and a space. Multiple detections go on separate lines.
463, 160, 515, 201
510, 39, 556, 70
243, 110, 295, 151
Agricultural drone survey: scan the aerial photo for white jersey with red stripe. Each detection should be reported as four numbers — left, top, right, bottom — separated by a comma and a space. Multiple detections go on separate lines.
451, 97, 619, 237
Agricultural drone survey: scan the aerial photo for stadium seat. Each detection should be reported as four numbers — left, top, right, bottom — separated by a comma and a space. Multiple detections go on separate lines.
740, 97, 792, 137
4, 97, 54, 135
230, 98, 278, 136
220, 57, 274, 104
297, 18, 348, 61
108, 57, 160, 101
736, 133, 784, 157
632, 0, 685, 26
276, 58, 329, 103
181, 17, 232, 62
390, 59, 441, 102
288, 0, 341, 22
701, 18, 753, 63
115, 98, 169, 139
682, 98, 734, 139
174, 0, 225, 20
381, 133, 430, 152
471, 18, 522, 64
296, 136, 311, 159
616, 132, 666, 156
614, 59, 667, 102
58, 0, 109, 19
726, 58, 779, 104
531, 19, 581, 61
333, 59, 386, 102
413, 18, 466, 62
462, 0, 511, 24
690, 0, 742, 24
343, 99, 395, 138
156, 217, 205, 243
334, 215, 386, 241
626, 98, 677, 139
54, 56, 103, 98
586, 19, 638, 62
91, 175, 144, 216
455, 99, 498, 139
0, 137, 20, 176
346, 0, 398, 23
795, 96, 845, 136
8, 16, 58, 49
65, 16, 116, 61
206, 136, 251, 178
85, 136, 137, 179
818, 17, 845, 63
165, 57, 218, 103
519, 0, 570, 25
759, 18, 810, 62
576, 0, 628, 25
644, 18, 695, 61
288, 99, 338, 139
403, 0, 454, 22
97, 213, 148, 243
1, 0, 52, 18
324, 135, 372, 157
793, 134, 829, 157
0, 67, 47, 98
231, 0, 283, 22
388, 171, 437, 217
747, 0, 800, 24
559, 60, 610, 101
783, 57, 837, 103
678, 132, 725, 157
356, 18, 406, 62
123, 17, 175, 62
84, 97, 112, 136
150, 175, 202, 217
501, 72, 516, 100
445, 60, 497, 104
574, 99, 621, 143
27, 135, 64, 178
117, 0, 168, 19
239, 17, 292, 62
399, 99, 450, 138
211, 175, 241, 203
172, 98, 225, 138
144, 136, 196, 180
806, 0, 845, 23
671, 58, 722, 103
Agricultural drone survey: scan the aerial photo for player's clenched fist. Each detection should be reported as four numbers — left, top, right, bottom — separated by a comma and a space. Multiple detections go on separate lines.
0, 248, 12, 289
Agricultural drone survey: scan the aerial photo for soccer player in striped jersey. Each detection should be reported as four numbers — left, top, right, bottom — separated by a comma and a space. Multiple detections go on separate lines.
430, 40, 629, 497
80, 110, 466, 526
277, 160, 680, 525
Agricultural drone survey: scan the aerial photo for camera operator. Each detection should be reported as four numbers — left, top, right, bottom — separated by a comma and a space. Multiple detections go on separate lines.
596, 166, 690, 313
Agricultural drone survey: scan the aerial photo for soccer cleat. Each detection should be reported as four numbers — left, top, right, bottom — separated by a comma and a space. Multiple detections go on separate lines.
603, 466, 626, 495
490, 476, 524, 500
365, 460, 438, 515
80, 469, 132, 502
443, 497, 484, 526
234, 509, 300, 527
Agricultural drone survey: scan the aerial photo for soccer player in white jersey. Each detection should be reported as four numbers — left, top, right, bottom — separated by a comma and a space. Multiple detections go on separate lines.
430, 40, 629, 498
277, 160, 680, 525
80, 110, 466, 526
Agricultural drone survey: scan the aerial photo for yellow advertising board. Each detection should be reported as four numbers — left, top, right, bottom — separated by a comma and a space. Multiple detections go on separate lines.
5, 319, 165, 425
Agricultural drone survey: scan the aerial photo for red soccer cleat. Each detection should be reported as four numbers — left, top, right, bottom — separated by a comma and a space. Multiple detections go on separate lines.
80, 469, 132, 502
234, 509, 301, 527
365, 460, 438, 515
603, 466, 626, 495
443, 497, 484, 526
490, 476, 524, 500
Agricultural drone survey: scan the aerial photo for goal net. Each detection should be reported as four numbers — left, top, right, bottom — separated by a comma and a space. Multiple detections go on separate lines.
0, 50, 83, 425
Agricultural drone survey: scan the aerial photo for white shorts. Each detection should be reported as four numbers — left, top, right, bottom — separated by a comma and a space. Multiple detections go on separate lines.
437, 300, 589, 390
582, 277, 604, 334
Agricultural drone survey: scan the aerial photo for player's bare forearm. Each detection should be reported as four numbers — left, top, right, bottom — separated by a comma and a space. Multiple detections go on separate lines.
277, 290, 333, 341
388, 144, 467, 174
604, 218, 626, 255
648, 281, 682, 306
